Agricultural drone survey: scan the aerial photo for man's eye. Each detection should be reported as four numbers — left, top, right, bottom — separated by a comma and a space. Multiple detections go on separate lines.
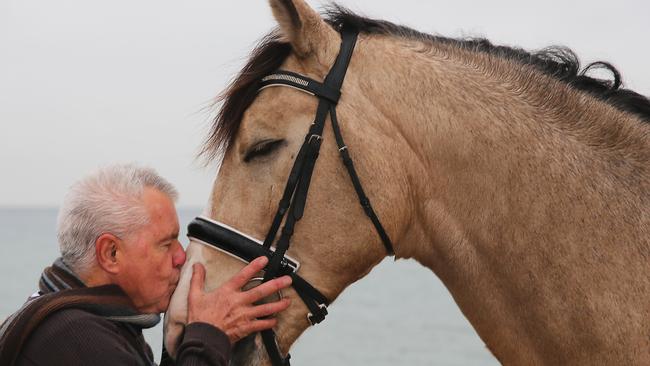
244, 139, 285, 162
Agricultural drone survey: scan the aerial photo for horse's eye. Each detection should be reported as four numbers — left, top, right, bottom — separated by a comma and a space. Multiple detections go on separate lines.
244, 139, 286, 163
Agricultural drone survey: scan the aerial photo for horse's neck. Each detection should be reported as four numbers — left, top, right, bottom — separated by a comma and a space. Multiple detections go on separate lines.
362, 38, 650, 363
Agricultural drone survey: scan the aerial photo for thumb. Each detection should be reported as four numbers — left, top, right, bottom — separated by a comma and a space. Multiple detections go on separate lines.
189, 263, 206, 299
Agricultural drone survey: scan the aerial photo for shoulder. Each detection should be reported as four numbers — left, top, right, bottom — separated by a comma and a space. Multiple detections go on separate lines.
31, 307, 123, 341
44, 307, 116, 326
31, 307, 121, 337
17, 308, 144, 366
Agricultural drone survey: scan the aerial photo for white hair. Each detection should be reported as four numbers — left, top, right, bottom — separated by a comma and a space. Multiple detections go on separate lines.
57, 163, 178, 275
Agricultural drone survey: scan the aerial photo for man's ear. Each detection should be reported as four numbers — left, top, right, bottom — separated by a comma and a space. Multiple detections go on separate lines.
95, 233, 121, 275
269, 0, 339, 67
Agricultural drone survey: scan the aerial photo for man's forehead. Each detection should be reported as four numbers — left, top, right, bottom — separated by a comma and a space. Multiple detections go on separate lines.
141, 188, 179, 235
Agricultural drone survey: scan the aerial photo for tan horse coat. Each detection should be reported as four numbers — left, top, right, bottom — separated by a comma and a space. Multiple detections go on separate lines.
166, 1, 650, 364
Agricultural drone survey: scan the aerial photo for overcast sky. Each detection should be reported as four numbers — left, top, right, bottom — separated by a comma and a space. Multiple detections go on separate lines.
1, 0, 648, 207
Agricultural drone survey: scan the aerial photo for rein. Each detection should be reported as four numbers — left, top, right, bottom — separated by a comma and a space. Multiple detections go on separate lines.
187, 25, 394, 366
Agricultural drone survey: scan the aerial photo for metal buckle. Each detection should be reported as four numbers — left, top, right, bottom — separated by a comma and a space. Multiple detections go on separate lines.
308, 134, 322, 144
307, 303, 328, 326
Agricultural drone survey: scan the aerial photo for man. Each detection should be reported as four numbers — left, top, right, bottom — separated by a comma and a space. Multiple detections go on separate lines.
0, 164, 291, 365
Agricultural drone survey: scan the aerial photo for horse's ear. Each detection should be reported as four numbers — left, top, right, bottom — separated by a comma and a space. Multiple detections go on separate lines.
269, 0, 339, 64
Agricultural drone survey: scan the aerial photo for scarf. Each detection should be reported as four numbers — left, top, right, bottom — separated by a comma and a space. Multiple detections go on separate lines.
0, 258, 160, 366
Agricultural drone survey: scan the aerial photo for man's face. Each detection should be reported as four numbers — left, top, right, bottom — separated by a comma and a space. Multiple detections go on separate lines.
116, 187, 186, 314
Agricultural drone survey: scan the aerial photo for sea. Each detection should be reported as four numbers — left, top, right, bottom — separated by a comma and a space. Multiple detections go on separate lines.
0, 207, 499, 365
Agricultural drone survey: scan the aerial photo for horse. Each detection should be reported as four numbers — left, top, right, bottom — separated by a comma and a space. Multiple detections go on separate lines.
164, 0, 650, 364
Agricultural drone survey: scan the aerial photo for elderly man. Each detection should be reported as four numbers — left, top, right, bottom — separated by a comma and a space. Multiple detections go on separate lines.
0, 164, 291, 365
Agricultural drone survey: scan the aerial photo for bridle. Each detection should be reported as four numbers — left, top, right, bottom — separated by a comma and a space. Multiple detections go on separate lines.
187, 25, 394, 366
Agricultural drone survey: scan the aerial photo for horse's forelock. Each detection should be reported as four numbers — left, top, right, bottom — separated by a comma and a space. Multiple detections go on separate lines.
199, 31, 292, 164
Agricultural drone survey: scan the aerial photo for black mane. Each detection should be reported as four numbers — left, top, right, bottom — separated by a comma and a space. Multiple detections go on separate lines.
201, 7, 650, 161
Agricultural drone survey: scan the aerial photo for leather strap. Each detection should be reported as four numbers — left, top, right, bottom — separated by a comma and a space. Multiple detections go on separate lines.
258, 27, 361, 366
261, 330, 291, 366
254, 25, 394, 366
329, 105, 395, 255
183, 25, 394, 366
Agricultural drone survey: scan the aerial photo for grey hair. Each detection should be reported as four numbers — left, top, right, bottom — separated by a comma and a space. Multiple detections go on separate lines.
57, 163, 178, 275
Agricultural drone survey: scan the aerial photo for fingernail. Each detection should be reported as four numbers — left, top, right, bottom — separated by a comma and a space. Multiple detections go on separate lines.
257, 256, 268, 265
282, 276, 292, 285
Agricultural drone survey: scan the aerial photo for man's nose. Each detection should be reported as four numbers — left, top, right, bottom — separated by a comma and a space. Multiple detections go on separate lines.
172, 241, 186, 268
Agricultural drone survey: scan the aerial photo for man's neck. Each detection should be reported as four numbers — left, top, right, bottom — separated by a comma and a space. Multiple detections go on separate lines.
78, 267, 113, 287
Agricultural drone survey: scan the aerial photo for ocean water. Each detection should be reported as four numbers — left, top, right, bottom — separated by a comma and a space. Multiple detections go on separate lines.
0, 208, 498, 365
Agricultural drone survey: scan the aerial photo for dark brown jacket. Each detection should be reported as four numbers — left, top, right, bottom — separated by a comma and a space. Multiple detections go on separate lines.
15, 308, 230, 366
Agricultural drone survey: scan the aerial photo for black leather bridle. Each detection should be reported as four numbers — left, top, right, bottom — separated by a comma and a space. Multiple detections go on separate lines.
187, 25, 394, 366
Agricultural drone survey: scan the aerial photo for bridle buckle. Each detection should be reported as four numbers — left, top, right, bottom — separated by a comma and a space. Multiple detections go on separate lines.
307, 303, 328, 326
308, 134, 322, 144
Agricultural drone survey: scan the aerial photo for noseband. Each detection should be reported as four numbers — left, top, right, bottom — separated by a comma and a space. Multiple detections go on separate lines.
187, 25, 394, 366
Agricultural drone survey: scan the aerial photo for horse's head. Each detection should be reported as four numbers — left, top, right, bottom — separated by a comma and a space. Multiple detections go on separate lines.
165, 0, 412, 364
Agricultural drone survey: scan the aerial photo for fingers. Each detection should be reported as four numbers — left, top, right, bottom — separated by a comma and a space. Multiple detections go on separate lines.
189, 263, 206, 298
232, 298, 291, 342
248, 298, 291, 319
241, 318, 279, 336
241, 275, 292, 304
226, 256, 269, 289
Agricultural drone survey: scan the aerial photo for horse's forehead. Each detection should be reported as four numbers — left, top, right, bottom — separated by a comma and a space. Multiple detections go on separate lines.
239, 86, 318, 136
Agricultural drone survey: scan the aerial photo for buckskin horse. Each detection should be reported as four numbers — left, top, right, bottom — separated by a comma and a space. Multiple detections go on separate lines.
165, 0, 650, 364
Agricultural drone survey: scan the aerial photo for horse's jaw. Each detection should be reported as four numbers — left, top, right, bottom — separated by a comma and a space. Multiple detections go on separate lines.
228, 295, 309, 366
230, 334, 273, 366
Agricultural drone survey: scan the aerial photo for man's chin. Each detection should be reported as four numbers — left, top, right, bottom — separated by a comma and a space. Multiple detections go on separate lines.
157, 287, 177, 313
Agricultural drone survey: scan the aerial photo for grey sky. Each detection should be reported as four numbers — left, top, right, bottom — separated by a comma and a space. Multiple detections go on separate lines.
1, 0, 648, 207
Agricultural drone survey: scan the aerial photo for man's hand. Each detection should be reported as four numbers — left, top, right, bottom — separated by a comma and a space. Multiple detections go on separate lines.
187, 256, 292, 344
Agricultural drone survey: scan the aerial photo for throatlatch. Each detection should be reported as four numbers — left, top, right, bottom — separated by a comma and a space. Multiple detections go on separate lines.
187, 24, 394, 366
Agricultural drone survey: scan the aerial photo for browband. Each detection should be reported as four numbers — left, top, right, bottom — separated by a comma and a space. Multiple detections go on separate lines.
259, 70, 341, 104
